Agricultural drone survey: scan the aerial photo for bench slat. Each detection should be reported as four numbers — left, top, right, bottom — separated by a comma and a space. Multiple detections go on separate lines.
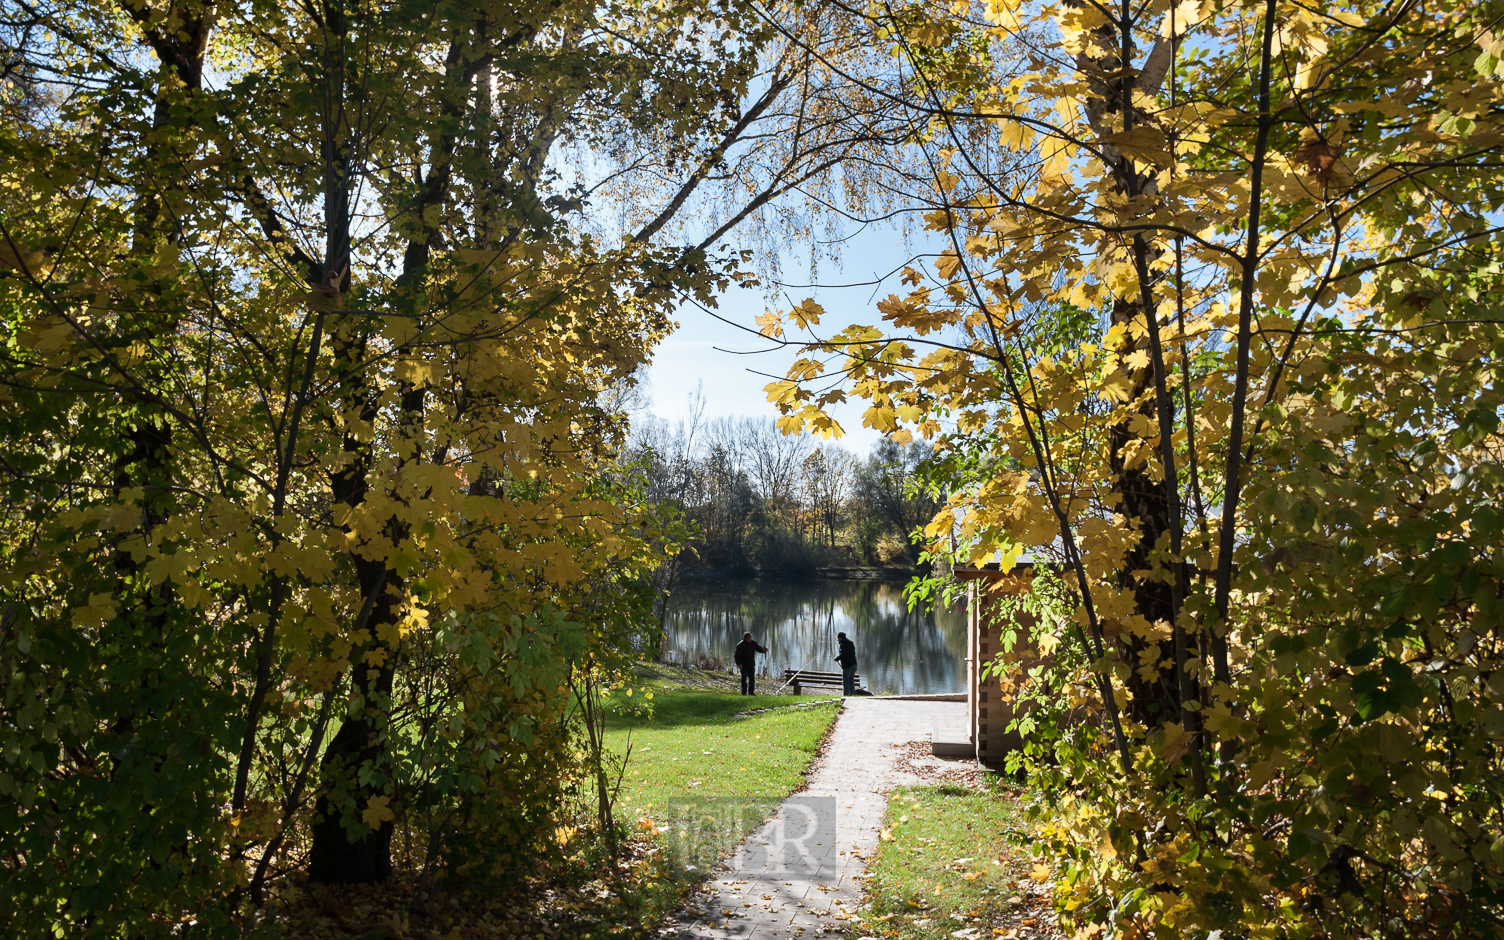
781, 667, 866, 691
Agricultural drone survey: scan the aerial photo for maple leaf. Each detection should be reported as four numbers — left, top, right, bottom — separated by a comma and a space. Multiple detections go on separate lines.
790, 298, 824, 330
71, 594, 118, 629
1158, 723, 1195, 765
362, 795, 395, 830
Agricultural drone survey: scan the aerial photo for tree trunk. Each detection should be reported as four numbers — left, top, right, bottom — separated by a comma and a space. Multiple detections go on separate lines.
306, 384, 418, 882
1105, 296, 1180, 726
1080, 8, 1186, 728
307, 740, 394, 883
307, 689, 396, 883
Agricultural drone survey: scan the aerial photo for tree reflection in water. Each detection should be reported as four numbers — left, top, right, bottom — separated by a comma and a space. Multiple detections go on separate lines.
662, 579, 966, 695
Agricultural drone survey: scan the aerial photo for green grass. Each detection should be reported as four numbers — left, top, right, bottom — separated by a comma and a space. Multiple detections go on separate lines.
629, 659, 742, 693
851, 783, 1052, 940
570, 683, 841, 938
604, 686, 840, 847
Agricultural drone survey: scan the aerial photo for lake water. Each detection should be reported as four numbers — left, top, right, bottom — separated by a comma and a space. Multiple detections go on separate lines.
661, 579, 967, 695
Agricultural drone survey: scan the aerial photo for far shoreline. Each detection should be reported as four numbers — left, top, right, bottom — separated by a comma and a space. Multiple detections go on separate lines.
678, 566, 921, 584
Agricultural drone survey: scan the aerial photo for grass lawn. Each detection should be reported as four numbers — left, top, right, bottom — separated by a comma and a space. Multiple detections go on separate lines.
602, 679, 841, 869
564, 675, 842, 937
850, 783, 1062, 940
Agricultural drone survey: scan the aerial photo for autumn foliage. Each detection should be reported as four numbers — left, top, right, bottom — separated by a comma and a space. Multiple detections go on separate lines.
0, 0, 771, 932
766, 0, 1504, 935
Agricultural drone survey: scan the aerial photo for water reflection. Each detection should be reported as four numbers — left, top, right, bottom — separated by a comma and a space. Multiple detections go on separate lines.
662, 579, 966, 695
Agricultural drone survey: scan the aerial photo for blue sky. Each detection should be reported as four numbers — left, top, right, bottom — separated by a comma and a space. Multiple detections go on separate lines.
642, 221, 940, 455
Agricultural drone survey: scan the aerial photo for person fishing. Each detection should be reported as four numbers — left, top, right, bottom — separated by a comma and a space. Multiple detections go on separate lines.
734, 631, 768, 695
835, 631, 857, 695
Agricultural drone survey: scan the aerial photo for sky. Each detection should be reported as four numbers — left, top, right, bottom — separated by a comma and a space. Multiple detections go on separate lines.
640, 221, 941, 456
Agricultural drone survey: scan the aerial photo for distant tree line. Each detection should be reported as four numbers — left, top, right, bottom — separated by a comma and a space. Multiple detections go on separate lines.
624, 409, 940, 580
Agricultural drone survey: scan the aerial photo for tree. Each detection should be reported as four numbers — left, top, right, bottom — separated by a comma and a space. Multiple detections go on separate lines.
686, 443, 761, 570
764, 0, 1504, 933
852, 438, 939, 564
0, 0, 914, 927
710, 415, 815, 526
624, 395, 708, 632
800, 444, 856, 547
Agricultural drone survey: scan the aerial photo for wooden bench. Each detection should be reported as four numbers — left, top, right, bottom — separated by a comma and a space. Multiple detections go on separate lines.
781, 668, 866, 695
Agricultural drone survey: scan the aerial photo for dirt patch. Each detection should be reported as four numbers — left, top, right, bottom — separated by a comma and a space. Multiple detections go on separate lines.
888, 739, 994, 790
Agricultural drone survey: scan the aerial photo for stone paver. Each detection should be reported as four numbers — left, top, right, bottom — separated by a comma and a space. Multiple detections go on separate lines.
658, 698, 969, 939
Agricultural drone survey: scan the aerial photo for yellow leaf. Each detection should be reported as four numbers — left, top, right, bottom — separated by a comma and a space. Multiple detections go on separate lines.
910, 22, 948, 46
1106, 127, 1171, 166
1157, 721, 1195, 764
790, 298, 824, 330
362, 795, 395, 829
864, 407, 898, 432
984, 0, 1022, 31
1097, 830, 1117, 860
998, 121, 1034, 151
0, 240, 50, 276
395, 358, 437, 387
1160, 0, 1209, 36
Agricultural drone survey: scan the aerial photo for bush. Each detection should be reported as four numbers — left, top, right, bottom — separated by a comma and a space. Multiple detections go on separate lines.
744, 527, 843, 579
852, 517, 883, 564
875, 534, 913, 566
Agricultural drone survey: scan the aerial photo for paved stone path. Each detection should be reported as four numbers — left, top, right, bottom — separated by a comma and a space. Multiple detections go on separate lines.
657, 698, 970, 940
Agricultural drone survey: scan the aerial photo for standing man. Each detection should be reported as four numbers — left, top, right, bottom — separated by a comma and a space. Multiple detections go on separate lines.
734, 631, 768, 696
835, 632, 857, 696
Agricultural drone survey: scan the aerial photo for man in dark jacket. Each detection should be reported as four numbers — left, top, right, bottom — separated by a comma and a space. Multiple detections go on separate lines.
734, 631, 768, 695
835, 632, 857, 695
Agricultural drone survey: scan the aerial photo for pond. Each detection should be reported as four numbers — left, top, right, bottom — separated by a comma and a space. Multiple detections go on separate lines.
661, 578, 967, 695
